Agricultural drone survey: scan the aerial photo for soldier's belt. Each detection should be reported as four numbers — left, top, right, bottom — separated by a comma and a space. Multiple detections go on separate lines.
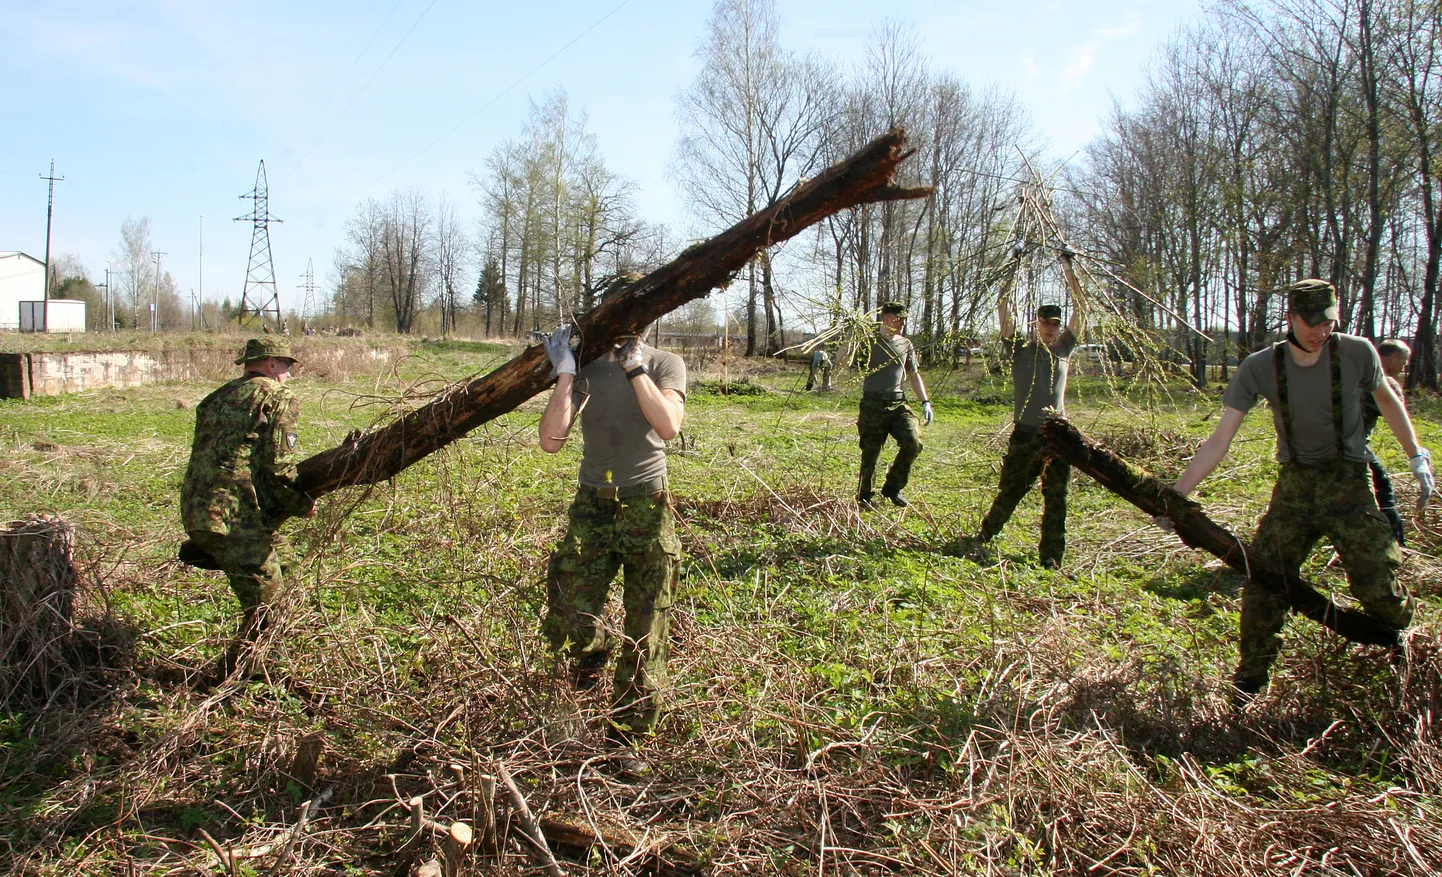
862, 392, 906, 402
580, 476, 669, 500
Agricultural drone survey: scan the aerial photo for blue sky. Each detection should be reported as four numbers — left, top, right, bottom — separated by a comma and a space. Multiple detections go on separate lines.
0, 0, 1202, 315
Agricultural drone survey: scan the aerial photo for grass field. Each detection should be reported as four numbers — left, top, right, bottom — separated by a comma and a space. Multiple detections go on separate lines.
1, 337, 1439, 876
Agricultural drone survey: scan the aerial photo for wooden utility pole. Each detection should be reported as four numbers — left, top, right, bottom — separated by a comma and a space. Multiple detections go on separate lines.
38, 160, 64, 332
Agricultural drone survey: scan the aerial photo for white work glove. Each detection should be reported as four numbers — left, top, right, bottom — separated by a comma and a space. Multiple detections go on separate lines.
1009, 240, 1026, 261
544, 324, 576, 377
921, 401, 934, 426
1411, 448, 1434, 511
1152, 515, 1176, 533
617, 336, 646, 371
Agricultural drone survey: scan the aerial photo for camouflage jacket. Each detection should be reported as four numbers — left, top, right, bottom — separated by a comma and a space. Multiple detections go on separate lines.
181, 375, 311, 537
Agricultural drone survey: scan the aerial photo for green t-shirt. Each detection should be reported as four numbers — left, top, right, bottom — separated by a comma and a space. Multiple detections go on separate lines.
1221, 333, 1383, 464
573, 347, 687, 488
861, 332, 918, 397
1010, 330, 1078, 426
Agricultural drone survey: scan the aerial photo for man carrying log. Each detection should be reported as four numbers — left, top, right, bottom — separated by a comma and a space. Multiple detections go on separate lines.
965, 248, 1086, 568
180, 338, 315, 677
538, 324, 686, 772
1166, 280, 1433, 698
1361, 338, 1412, 546
857, 301, 932, 509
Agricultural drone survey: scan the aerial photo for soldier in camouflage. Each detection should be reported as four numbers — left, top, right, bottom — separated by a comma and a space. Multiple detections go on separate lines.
966, 249, 1086, 568
857, 302, 933, 509
1166, 280, 1434, 699
538, 323, 686, 770
181, 338, 315, 671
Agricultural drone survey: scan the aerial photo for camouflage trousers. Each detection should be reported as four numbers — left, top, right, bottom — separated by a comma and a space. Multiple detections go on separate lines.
857, 397, 923, 499
1236, 460, 1411, 688
543, 487, 680, 735
976, 424, 1070, 567
186, 529, 287, 614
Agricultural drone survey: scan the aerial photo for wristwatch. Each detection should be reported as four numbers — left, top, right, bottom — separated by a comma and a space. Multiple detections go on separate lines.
625, 363, 649, 381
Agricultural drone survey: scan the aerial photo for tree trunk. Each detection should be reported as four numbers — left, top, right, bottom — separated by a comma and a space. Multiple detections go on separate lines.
1038, 416, 1400, 647
296, 128, 931, 496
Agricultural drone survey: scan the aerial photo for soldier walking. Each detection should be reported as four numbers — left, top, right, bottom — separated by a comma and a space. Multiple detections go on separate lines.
857, 301, 932, 509
966, 249, 1086, 568
538, 324, 686, 774
1165, 280, 1433, 699
180, 338, 315, 676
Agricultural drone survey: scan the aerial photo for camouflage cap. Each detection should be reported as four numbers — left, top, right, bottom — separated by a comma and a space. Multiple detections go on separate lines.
1287, 279, 1339, 326
880, 301, 907, 315
1036, 304, 1063, 321
235, 337, 299, 365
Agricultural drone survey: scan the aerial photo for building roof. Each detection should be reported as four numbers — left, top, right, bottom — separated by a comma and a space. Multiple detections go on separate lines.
0, 252, 44, 265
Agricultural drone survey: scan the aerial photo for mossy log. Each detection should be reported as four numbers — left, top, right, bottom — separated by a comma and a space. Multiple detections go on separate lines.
295, 128, 931, 497
1040, 416, 1400, 646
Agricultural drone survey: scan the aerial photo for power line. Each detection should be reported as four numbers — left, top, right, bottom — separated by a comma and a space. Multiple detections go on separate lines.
284, 0, 444, 184
364, 0, 634, 190
281, 0, 401, 159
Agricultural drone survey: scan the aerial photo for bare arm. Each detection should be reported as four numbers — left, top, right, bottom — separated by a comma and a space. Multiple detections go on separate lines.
1174, 407, 1248, 496
538, 374, 575, 454
632, 377, 686, 440
998, 291, 1016, 340
908, 368, 928, 405
1374, 381, 1423, 459
1061, 254, 1087, 340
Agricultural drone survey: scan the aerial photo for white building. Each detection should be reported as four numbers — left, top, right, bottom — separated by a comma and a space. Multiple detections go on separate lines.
0, 252, 46, 331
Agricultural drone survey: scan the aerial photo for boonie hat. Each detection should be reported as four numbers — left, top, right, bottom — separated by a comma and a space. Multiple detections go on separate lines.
880, 301, 906, 315
1036, 304, 1063, 321
1288, 279, 1339, 326
235, 337, 299, 365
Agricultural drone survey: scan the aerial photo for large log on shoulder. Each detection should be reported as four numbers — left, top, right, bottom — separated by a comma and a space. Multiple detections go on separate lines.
1039, 416, 1401, 647
296, 128, 931, 497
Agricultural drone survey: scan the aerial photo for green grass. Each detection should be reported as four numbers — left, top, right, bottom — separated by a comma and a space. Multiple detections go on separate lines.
0, 349, 1439, 875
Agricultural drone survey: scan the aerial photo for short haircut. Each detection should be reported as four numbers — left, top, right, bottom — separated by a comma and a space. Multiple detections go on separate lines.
1377, 338, 1411, 359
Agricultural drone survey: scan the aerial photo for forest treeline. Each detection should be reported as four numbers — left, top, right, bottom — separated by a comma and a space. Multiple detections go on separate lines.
70, 0, 1439, 389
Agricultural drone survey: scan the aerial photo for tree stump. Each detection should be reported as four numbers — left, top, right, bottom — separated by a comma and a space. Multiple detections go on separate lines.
0, 515, 81, 705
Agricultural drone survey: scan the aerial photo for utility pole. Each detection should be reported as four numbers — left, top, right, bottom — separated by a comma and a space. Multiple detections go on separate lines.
199, 214, 205, 312
104, 262, 112, 331
38, 160, 64, 333
152, 250, 167, 333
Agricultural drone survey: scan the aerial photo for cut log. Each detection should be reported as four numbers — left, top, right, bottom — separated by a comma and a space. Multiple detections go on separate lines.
1039, 416, 1401, 646
0, 514, 81, 706
295, 127, 930, 497
539, 815, 703, 877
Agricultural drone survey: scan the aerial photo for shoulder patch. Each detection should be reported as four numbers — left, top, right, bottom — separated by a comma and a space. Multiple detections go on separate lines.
286, 432, 298, 450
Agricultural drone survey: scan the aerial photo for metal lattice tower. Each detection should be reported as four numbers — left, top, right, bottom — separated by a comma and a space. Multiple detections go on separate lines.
234, 160, 284, 326
300, 258, 318, 323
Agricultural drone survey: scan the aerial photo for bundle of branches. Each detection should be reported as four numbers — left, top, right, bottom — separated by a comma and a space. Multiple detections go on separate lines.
953, 159, 1210, 392
0, 515, 81, 707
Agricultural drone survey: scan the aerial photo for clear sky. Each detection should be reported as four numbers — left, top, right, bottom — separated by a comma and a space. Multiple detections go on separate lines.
0, 0, 1202, 316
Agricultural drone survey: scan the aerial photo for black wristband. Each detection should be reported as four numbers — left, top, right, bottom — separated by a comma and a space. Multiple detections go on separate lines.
625, 363, 649, 381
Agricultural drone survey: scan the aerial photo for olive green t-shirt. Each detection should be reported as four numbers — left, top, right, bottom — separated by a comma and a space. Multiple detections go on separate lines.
573, 348, 687, 488
1221, 333, 1383, 464
861, 332, 918, 397
1009, 330, 1078, 426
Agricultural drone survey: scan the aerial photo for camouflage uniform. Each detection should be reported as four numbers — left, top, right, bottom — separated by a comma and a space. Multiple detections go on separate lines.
543, 487, 680, 734
181, 340, 311, 624
975, 426, 1070, 567
1233, 334, 1411, 690
541, 346, 686, 737
857, 329, 923, 502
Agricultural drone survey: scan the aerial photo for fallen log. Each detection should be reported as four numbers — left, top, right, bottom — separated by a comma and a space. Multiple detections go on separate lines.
1039, 415, 1401, 647
295, 127, 931, 497
538, 815, 703, 877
